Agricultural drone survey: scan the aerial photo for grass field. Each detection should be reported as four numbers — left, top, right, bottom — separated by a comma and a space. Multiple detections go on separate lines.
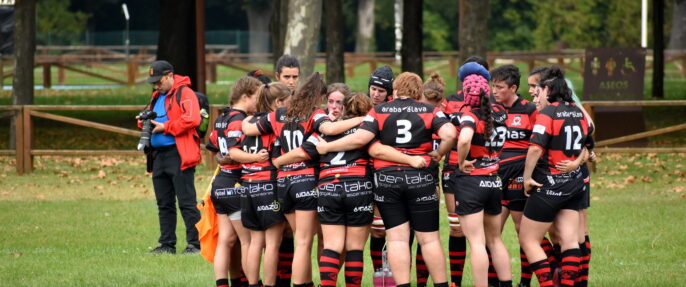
1, 152, 685, 286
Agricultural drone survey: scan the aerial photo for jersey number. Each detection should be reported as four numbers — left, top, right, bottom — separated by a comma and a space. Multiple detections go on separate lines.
242, 139, 259, 154
218, 137, 229, 155
330, 152, 346, 165
564, 125, 583, 150
396, 120, 412, 144
283, 130, 304, 151
485, 126, 508, 148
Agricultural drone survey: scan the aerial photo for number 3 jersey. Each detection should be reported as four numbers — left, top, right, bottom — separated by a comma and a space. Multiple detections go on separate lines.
359, 97, 451, 170
458, 104, 508, 175
530, 101, 593, 175
206, 107, 246, 171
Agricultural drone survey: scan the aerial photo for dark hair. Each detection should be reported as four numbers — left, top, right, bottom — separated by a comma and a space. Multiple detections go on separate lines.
344, 92, 374, 118
327, 83, 350, 99
463, 56, 489, 70
491, 65, 520, 92
256, 82, 291, 113
479, 92, 494, 152
230, 76, 262, 105
275, 55, 300, 74
529, 66, 550, 77
539, 66, 573, 103
247, 70, 272, 85
423, 72, 446, 104
287, 72, 327, 120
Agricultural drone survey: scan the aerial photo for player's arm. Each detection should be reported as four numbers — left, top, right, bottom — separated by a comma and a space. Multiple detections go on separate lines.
369, 142, 426, 168
227, 147, 269, 164
242, 116, 261, 136
316, 129, 375, 155
273, 148, 310, 170
318, 117, 364, 136
523, 145, 544, 194
457, 127, 475, 173
434, 123, 457, 159
555, 148, 588, 173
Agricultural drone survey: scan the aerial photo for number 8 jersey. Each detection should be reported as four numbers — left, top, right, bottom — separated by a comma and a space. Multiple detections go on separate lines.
530, 101, 593, 175
359, 97, 451, 170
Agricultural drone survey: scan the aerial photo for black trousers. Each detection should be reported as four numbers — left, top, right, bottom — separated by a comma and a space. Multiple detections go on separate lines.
152, 146, 200, 248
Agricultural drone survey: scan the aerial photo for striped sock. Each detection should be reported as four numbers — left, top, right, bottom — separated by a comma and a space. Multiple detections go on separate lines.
448, 235, 466, 286
344, 250, 364, 287
277, 237, 294, 287
578, 243, 589, 287
560, 249, 581, 287
230, 278, 242, 287
520, 247, 532, 286
416, 245, 429, 287
530, 259, 554, 287
216, 278, 229, 287
487, 247, 498, 286
541, 237, 556, 270
370, 236, 385, 271
584, 235, 591, 264
319, 249, 340, 287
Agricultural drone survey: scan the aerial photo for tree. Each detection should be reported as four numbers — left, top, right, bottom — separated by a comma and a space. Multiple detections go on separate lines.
458, 0, 488, 63
156, 0, 203, 92
402, 0, 423, 76
13, 0, 35, 106
668, 0, 686, 49
356, 0, 375, 53
36, 0, 89, 45
324, 0, 345, 83
283, 0, 322, 78
245, 0, 272, 61
270, 0, 289, 68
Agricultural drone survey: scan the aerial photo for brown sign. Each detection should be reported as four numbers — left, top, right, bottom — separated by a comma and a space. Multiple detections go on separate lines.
583, 48, 646, 101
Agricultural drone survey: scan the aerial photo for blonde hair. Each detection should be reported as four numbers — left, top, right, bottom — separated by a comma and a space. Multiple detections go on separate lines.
423, 72, 446, 104
392, 72, 423, 100
344, 92, 374, 117
256, 82, 291, 113
230, 76, 262, 105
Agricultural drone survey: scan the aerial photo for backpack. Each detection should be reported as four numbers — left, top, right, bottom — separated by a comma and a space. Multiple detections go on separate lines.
148, 85, 210, 139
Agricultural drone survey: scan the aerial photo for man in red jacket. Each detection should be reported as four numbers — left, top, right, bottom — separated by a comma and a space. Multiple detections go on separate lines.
143, 60, 202, 254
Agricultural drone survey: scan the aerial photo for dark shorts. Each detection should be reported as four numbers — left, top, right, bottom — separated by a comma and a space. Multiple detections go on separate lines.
442, 170, 456, 194
317, 177, 374, 226
523, 171, 585, 222
211, 171, 243, 215
241, 180, 286, 231
454, 174, 503, 216
580, 164, 591, 209
498, 159, 527, 211
373, 169, 439, 232
277, 174, 318, 213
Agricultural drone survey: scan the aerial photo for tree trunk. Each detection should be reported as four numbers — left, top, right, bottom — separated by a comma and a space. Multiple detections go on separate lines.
653, 0, 665, 98
247, 4, 273, 63
284, 0, 322, 78
157, 0, 200, 91
394, 0, 403, 62
13, 0, 35, 106
668, 0, 686, 49
402, 0, 423, 77
271, 0, 289, 69
458, 0, 489, 64
325, 0, 345, 83
355, 0, 375, 53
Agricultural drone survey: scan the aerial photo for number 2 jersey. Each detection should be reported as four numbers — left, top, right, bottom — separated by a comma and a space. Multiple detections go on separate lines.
359, 97, 451, 170
301, 125, 370, 180
530, 101, 593, 175
206, 107, 246, 171
458, 104, 508, 175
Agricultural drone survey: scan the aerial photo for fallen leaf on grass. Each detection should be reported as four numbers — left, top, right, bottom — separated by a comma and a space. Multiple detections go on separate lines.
607, 170, 621, 175
641, 176, 653, 183
139, 189, 148, 194
591, 196, 600, 201
12, 252, 22, 258
1, 191, 9, 195
634, 161, 643, 167
618, 165, 628, 170
95, 185, 104, 190
671, 186, 684, 193
57, 171, 69, 177
624, 176, 636, 184
682, 194, 686, 199
94, 170, 106, 179
35, 194, 45, 200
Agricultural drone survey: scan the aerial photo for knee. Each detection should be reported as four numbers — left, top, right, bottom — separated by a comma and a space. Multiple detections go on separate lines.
371, 228, 386, 238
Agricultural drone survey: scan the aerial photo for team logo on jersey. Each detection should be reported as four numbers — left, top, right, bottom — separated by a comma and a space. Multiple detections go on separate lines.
512, 115, 522, 126
460, 115, 475, 124
363, 115, 375, 122
226, 131, 243, 138
533, 124, 546, 134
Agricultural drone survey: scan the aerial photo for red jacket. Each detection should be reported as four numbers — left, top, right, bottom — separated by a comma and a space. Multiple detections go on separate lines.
144, 75, 202, 170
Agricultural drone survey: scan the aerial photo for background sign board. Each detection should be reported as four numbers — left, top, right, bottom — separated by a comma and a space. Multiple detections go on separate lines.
583, 48, 647, 101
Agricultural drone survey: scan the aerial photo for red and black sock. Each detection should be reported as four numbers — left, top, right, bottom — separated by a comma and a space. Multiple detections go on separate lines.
344, 250, 364, 287
239, 270, 248, 287
369, 235, 385, 271
584, 235, 591, 263
541, 237, 556, 270
216, 278, 229, 287
292, 284, 314, 287
486, 247, 498, 286
499, 280, 513, 287
559, 249, 581, 287
519, 247, 532, 286
277, 237, 294, 287
319, 249, 341, 287
552, 242, 562, 270
416, 245, 429, 287
230, 277, 243, 287
530, 259, 554, 287
577, 242, 589, 287
448, 235, 466, 287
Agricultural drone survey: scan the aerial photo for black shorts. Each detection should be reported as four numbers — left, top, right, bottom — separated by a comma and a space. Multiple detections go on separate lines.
580, 164, 591, 209
241, 180, 286, 231
442, 170, 456, 194
373, 169, 439, 232
454, 174, 503, 216
277, 174, 318, 213
523, 171, 585, 222
211, 171, 243, 215
317, 177, 374, 226
498, 159, 527, 211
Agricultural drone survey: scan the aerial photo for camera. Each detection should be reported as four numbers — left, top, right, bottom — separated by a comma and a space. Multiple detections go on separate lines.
137, 110, 158, 151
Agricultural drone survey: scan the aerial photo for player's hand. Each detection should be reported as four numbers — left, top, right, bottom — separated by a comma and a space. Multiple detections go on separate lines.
255, 149, 269, 162
315, 138, 328, 155
589, 151, 597, 162
428, 151, 443, 163
555, 160, 579, 173
523, 178, 543, 196
151, 120, 165, 133
272, 156, 283, 170
459, 159, 476, 174
409, 156, 427, 169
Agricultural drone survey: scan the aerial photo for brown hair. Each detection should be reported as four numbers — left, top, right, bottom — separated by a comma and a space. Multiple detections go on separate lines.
230, 76, 262, 105
326, 83, 350, 99
287, 72, 327, 120
344, 92, 374, 118
392, 72, 423, 100
423, 72, 446, 104
256, 82, 291, 113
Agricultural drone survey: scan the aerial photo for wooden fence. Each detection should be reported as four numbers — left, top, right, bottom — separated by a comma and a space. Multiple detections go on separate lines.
2, 100, 685, 174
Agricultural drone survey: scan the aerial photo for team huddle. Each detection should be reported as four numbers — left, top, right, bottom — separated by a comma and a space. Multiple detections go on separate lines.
203, 55, 595, 287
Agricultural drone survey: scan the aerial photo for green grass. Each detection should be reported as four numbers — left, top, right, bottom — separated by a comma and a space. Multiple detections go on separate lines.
1, 153, 685, 286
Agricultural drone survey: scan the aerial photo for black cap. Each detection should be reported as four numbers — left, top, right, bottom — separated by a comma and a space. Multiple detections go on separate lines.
368, 66, 394, 95
146, 60, 174, 83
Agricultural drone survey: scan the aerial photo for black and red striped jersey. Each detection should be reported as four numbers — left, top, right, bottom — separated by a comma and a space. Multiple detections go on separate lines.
240, 112, 278, 181
458, 104, 508, 175
256, 107, 327, 176
359, 97, 450, 170
530, 101, 593, 175
206, 107, 246, 171
442, 92, 472, 171
301, 126, 370, 180
501, 95, 538, 163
